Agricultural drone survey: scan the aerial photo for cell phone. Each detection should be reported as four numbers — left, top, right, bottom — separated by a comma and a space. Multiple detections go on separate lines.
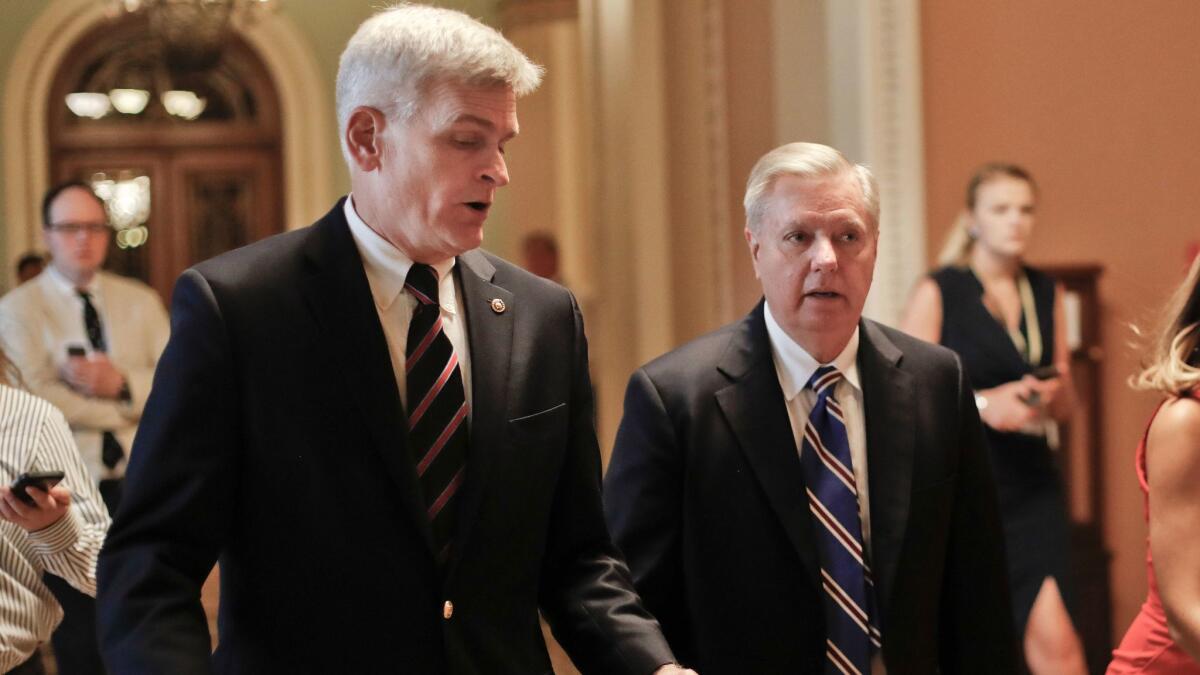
66, 345, 87, 357
9, 471, 65, 506
1031, 365, 1060, 380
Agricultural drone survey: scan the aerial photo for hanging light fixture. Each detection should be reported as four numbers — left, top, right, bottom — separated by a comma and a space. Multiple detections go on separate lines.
161, 89, 207, 119
106, 0, 279, 73
65, 92, 113, 119
108, 88, 152, 114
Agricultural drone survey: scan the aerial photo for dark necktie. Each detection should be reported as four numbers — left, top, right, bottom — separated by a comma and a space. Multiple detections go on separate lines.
404, 264, 469, 565
800, 366, 881, 674
78, 290, 124, 470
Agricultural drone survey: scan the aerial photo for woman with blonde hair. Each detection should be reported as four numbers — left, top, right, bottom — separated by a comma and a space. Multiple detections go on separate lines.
901, 163, 1087, 674
1107, 256, 1200, 673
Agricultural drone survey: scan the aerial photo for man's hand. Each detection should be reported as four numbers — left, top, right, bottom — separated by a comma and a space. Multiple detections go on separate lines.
0, 484, 71, 532
653, 665, 698, 675
60, 353, 126, 399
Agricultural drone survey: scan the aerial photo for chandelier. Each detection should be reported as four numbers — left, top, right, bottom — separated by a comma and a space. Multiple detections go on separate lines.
106, 0, 279, 72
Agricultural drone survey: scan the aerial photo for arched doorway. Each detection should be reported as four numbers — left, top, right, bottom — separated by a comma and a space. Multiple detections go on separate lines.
47, 13, 283, 301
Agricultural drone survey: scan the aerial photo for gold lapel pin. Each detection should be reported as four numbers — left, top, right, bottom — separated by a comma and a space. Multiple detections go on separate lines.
490, 298, 507, 314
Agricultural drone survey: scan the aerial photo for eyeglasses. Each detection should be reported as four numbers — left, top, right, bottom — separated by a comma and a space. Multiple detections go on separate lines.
46, 222, 110, 236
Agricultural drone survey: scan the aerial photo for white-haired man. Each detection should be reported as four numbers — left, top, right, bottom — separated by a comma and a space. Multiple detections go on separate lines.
604, 142, 1019, 674
97, 5, 689, 674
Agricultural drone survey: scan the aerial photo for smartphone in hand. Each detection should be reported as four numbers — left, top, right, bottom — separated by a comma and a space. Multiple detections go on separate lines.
9, 471, 65, 506
1031, 365, 1060, 380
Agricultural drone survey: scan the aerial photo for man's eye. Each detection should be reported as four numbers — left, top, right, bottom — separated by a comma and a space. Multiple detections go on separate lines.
452, 137, 482, 148
785, 232, 808, 243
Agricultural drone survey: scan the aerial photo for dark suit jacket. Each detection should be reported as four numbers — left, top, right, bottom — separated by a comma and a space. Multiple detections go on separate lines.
603, 302, 1018, 674
97, 200, 674, 675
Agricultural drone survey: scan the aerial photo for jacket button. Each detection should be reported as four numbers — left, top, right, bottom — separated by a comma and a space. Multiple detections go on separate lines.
443, 600, 454, 620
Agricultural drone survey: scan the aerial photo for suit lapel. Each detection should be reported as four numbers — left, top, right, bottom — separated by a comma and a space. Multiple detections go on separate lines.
300, 201, 435, 555
714, 303, 822, 592
445, 249, 513, 579
858, 319, 914, 618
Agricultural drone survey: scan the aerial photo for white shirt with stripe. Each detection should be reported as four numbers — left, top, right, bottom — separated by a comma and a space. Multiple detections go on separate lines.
343, 196, 473, 415
0, 384, 111, 671
763, 303, 886, 675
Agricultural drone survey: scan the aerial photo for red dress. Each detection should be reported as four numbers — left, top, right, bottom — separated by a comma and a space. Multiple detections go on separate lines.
1107, 402, 1200, 673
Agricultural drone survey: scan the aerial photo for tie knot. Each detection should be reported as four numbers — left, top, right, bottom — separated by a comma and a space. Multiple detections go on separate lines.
405, 264, 440, 306
77, 289, 92, 302
807, 365, 842, 394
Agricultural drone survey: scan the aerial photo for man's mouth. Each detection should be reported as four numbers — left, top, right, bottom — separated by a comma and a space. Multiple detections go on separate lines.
805, 290, 841, 299
465, 201, 490, 213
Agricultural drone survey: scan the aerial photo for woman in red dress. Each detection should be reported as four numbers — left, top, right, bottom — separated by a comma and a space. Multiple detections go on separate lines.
1108, 255, 1200, 673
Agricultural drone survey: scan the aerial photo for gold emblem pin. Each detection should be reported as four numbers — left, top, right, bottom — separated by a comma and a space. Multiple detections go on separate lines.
490, 298, 506, 314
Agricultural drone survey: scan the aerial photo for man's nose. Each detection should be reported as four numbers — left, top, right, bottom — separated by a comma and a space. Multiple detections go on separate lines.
810, 236, 838, 271
482, 151, 509, 187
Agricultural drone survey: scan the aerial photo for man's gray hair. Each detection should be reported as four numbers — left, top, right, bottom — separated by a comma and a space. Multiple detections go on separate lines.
743, 142, 880, 231
335, 3, 544, 160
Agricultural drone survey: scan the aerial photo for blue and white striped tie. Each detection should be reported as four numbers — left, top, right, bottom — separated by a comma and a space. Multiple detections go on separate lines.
801, 365, 881, 675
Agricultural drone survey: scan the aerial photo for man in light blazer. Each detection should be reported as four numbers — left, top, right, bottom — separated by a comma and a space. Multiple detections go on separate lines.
604, 142, 1019, 674
0, 181, 168, 675
97, 6, 691, 675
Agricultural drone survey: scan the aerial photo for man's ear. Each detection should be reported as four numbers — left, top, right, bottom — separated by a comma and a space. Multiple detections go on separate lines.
345, 106, 386, 172
744, 226, 760, 259
744, 226, 762, 278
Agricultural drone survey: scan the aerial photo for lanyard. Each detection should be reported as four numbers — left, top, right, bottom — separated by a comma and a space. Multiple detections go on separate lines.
974, 266, 1042, 366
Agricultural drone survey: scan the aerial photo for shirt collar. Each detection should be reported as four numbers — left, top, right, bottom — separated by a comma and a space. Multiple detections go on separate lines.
763, 300, 861, 401
44, 264, 100, 297
344, 194, 457, 313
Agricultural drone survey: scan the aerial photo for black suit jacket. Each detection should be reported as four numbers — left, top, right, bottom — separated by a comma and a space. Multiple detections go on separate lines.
97, 201, 674, 674
603, 302, 1018, 674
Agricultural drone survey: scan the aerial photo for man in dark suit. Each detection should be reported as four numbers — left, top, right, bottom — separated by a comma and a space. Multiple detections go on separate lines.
604, 142, 1019, 674
97, 6, 691, 674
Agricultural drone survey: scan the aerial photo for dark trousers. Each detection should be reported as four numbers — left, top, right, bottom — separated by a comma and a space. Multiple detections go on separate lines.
43, 478, 121, 675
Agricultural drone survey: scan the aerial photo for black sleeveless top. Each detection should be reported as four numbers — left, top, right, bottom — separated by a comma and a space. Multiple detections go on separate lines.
931, 265, 1056, 390
931, 264, 1073, 633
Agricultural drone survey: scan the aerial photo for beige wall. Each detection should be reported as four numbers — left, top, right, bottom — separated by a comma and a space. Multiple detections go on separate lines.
922, 0, 1200, 641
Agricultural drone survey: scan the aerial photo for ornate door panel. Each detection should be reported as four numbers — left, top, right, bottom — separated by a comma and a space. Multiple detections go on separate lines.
171, 149, 280, 270
47, 15, 281, 304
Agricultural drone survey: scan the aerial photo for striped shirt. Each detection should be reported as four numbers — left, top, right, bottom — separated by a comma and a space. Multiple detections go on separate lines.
0, 384, 110, 671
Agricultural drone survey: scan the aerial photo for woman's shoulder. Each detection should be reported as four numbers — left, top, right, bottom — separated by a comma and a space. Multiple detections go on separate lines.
0, 384, 61, 429
1152, 394, 1200, 438
1146, 395, 1200, 486
929, 264, 975, 292
1, 383, 49, 410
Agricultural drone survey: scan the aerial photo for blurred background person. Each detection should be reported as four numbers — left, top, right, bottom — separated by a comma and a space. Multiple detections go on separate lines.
15, 253, 45, 286
900, 163, 1086, 674
0, 181, 169, 675
1107, 256, 1200, 673
521, 230, 562, 283
0, 345, 112, 675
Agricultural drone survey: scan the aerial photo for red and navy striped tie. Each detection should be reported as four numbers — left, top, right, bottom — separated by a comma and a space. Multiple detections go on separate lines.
405, 264, 469, 566
801, 365, 881, 674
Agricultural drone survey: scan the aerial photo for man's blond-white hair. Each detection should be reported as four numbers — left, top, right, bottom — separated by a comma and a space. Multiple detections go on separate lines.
743, 142, 879, 232
335, 3, 544, 161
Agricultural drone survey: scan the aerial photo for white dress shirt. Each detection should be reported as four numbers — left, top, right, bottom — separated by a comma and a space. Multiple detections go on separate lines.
343, 196, 472, 414
0, 267, 169, 482
764, 303, 886, 674
0, 384, 111, 671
